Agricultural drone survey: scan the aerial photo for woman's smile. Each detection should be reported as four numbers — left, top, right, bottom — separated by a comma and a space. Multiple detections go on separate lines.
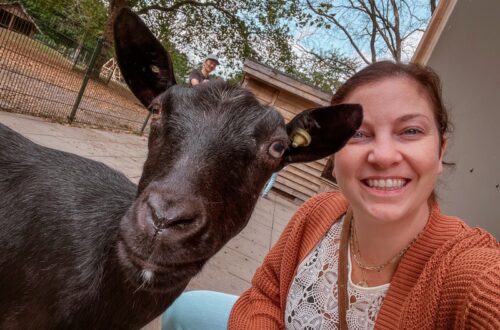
362, 177, 410, 192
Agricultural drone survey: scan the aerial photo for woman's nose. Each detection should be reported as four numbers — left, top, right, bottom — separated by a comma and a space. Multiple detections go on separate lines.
367, 137, 403, 168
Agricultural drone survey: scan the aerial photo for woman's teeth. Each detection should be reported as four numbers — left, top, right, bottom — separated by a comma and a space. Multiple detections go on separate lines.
366, 178, 406, 189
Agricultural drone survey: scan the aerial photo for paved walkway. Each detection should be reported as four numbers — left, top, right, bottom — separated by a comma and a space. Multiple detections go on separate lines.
0, 111, 298, 329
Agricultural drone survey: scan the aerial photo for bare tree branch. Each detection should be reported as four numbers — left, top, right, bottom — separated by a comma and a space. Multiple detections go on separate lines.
369, 15, 377, 62
390, 0, 401, 61
306, 0, 371, 64
364, 0, 398, 59
313, 0, 425, 63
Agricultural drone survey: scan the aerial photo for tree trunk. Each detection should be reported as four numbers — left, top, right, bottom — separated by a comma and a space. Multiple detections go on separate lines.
430, 0, 437, 14
105, 0, 130, 50
89, 0, 129, 80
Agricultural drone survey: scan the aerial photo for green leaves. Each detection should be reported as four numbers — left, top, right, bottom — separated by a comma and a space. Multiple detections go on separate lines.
121, 0, 362, 90
21, 0, 107, 47
20, 0, 434, 92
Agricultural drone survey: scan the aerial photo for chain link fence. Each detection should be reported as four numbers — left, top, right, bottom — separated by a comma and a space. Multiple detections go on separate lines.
0, 3, 151, 134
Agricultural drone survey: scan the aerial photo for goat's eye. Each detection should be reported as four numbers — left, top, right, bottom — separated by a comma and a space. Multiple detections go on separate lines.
149, 103, 161, 116
268, 141, 286, 159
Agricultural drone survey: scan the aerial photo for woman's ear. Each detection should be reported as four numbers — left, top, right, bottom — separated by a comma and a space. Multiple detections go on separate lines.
438, 137, 448, 173
440, 137, 448, 157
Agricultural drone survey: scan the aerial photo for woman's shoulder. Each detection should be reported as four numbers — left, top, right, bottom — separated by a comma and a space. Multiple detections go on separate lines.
299, 191, 348, 212
280, 192, 348, 242
405, 224, 498, 315
407, 228, 499, 328
442, 232, 500, 321
437, 227, 499, 291
276, 191, 349, 264
414, 210, 499, 287
293, 191, 348, 223
448, 228, 499, 271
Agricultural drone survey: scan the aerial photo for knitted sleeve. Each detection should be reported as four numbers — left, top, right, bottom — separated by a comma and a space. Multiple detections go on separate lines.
463, 247, 500, 329
228, 205, 309, 330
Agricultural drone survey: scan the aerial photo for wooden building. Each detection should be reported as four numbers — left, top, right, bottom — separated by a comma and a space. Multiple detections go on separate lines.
243, 59, 338, 202
0, 2, 41, 37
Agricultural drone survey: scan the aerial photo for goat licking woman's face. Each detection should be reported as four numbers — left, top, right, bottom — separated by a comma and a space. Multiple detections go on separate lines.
113, 8, 363, 290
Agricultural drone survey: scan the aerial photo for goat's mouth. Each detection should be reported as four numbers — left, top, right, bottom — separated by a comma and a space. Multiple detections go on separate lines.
117, 240, 207, 292
119, 211, 218, 268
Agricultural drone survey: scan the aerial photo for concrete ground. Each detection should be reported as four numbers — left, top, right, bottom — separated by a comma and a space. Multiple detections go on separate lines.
0, 111, 298, 329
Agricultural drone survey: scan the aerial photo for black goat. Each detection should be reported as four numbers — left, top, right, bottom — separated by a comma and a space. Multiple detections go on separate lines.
0, 8, 362, 329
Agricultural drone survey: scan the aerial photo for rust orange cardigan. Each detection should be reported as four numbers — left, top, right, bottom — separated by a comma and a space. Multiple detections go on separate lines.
228, 192, 500, 329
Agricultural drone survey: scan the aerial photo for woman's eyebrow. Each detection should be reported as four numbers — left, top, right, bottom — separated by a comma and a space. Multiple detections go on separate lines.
398, 113, 431, 123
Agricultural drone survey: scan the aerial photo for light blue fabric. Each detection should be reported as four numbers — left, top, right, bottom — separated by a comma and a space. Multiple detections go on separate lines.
261, 171, 279, 196
161, 290, 238, 330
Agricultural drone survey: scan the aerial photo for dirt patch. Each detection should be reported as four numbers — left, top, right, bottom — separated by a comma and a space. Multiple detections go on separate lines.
0, 28, 150, 134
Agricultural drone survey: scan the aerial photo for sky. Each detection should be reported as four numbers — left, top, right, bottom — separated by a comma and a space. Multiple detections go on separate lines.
289, 0, 434, 66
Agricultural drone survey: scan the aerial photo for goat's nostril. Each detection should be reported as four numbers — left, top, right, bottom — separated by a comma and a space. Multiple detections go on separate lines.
147, 201, 197, 230
161, 217, 195, 230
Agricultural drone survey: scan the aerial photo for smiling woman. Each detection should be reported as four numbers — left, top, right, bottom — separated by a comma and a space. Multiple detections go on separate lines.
333, 77, 446, 281
163, 61, 500, 330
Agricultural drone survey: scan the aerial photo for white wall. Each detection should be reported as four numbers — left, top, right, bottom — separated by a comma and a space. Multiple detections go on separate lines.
428, 0, 499, 238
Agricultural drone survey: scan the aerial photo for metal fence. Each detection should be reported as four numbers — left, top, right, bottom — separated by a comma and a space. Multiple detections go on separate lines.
0, 5, 150, 134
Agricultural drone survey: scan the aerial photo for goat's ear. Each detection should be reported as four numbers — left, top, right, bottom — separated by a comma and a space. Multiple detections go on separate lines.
281, 104, 363, 166
114, 7, 176, 108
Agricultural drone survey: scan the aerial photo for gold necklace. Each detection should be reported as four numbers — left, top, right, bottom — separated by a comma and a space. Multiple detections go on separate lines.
350, 218, 419, 274
349, 222, 369, 287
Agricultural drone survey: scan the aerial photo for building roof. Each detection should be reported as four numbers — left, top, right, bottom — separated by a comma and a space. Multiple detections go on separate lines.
243, 59, 333, 106
412, 0, 457, 64
0, 2, 42, 34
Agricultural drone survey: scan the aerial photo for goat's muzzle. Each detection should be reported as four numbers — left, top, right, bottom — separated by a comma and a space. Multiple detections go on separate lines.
142, 192, 204, 235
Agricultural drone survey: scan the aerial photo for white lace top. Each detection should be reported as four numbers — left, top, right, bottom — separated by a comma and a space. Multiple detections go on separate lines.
285, 217, 390, 330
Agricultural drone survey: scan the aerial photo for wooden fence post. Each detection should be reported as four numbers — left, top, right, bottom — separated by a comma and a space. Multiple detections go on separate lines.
140, 112, 152, 135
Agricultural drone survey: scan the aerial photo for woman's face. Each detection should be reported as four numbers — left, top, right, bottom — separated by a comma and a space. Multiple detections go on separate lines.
334, 77, 446, 224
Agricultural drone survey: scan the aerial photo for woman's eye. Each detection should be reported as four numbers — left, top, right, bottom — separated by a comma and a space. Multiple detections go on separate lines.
268, 141, 286, 159
352, 130, 368, 139
402, 128, 422, 135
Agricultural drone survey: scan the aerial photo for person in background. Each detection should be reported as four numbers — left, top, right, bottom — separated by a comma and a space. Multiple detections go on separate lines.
189, 54, 220, 86
163, 61, 500, 330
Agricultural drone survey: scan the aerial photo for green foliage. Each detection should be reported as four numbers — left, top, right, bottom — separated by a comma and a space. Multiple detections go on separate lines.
19, 0, 107, 48
225, 71, 244, 86
134, 1, 300, 76
162, 40, 192, 84
129, 0, 354, 90
8, 0, 434, 93
289, 49, 358, 92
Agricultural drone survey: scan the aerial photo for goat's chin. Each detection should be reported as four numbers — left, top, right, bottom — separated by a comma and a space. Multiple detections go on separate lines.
116, 240, 206, 292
